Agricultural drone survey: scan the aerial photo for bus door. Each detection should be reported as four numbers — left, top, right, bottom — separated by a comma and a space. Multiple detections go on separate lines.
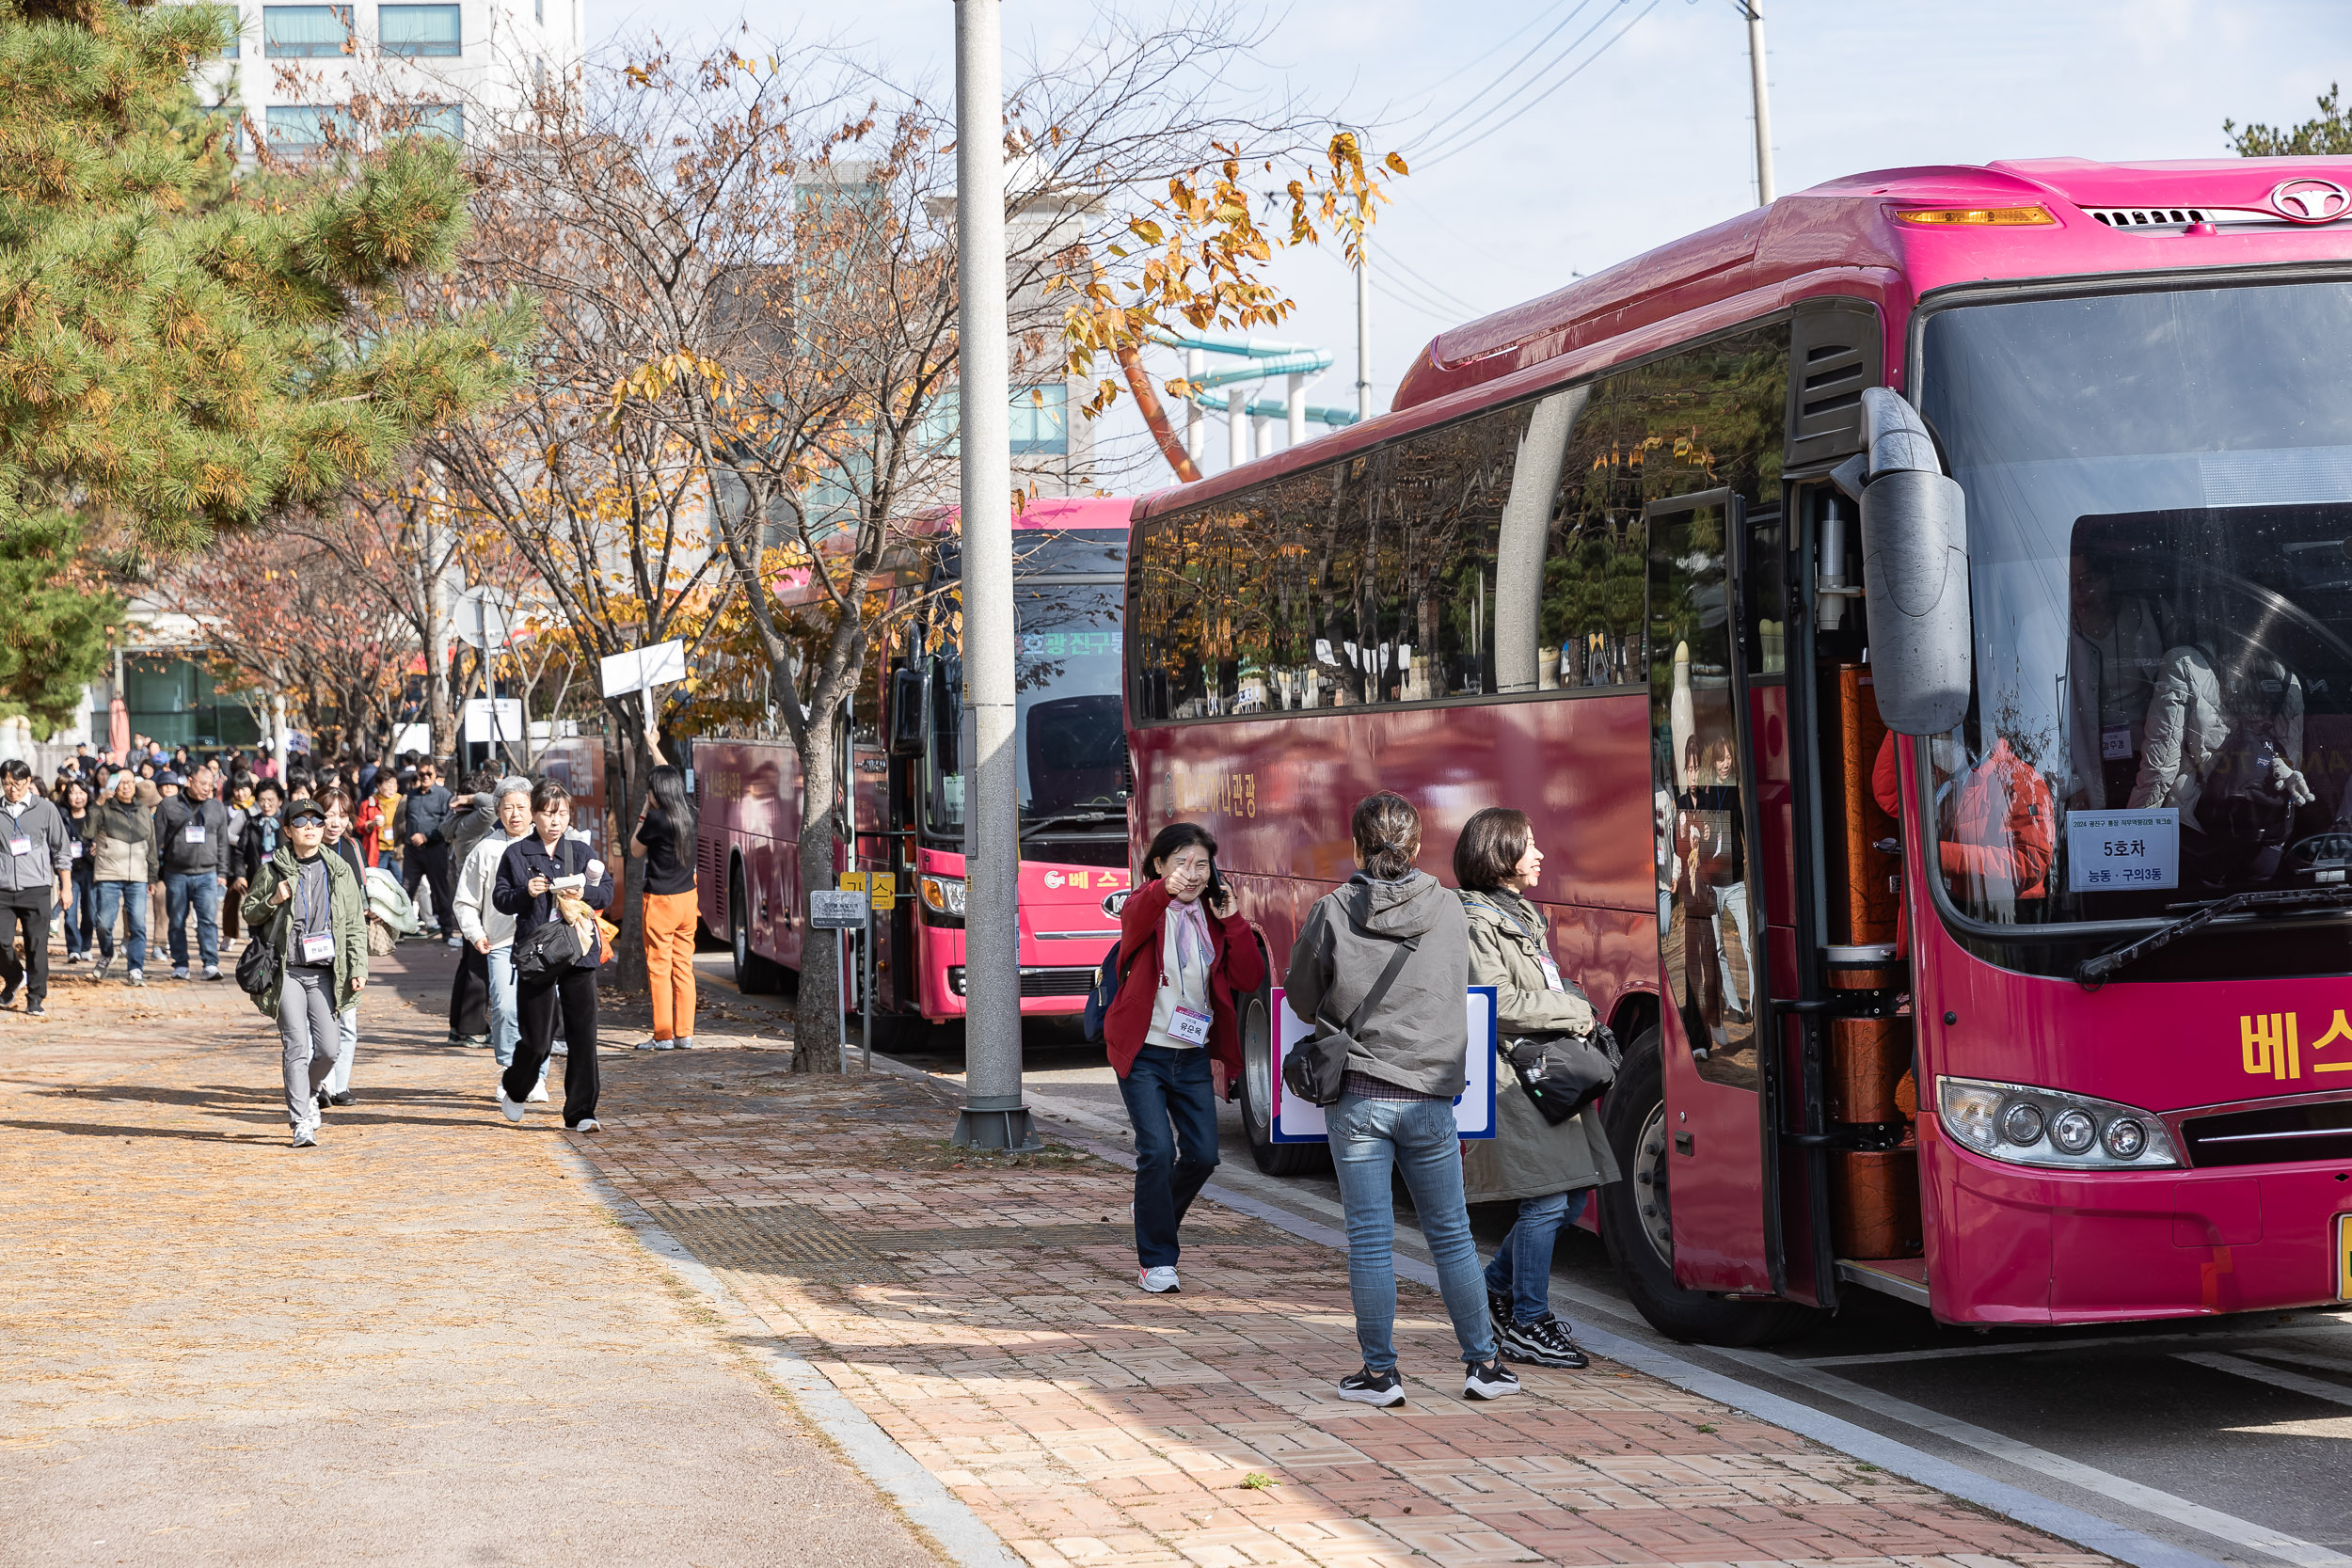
1645, 490, 1782, 1297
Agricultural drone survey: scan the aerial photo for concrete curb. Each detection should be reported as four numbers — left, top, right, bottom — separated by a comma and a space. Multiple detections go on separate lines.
549, 1144, 1023, 1568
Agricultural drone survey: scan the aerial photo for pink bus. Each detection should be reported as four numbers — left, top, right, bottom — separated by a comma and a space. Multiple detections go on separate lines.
697, 497, 1136, 1031
1121, 158, 2352, 1343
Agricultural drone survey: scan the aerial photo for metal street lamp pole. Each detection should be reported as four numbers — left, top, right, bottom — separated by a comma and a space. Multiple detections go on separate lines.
952, 0, 1036, 1151
1745, 2, 1775, 206
1356, 237, 1373, 420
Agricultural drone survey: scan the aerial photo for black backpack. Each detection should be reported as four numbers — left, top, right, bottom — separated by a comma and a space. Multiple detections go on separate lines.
1083, 939, 1144, 1044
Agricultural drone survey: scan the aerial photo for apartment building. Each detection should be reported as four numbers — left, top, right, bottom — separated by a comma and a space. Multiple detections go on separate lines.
186, 0, 583, 150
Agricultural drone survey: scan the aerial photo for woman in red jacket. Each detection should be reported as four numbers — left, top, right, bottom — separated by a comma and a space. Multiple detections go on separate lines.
1104, 822, 1265, 1295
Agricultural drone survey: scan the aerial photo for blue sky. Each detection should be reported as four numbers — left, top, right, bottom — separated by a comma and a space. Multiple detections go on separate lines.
590, 0, 2351, 485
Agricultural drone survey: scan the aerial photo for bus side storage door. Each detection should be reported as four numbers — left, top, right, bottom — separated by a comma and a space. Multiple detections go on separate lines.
1645, 491, 1781, 1296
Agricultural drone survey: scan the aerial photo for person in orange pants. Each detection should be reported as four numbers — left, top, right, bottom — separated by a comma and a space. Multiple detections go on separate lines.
630, 762, 698, 1050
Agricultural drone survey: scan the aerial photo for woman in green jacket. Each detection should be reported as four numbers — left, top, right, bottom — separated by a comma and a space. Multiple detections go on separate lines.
241, 799, 369, 1148
1455, 806, 1620, 1370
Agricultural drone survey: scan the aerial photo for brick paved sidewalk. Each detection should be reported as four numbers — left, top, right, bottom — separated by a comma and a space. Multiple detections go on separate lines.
572, 1054, 2117, 1568
0, 941, 936, 1568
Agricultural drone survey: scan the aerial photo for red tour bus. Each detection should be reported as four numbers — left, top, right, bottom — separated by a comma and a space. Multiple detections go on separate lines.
698, 497, 1136, 1030
1121, 158, 2352, 1344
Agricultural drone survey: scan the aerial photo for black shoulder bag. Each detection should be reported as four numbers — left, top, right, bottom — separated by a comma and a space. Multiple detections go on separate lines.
513, 840, 594, 983
1488, 900, 1621, 1125
1280, 936, 1416, 1108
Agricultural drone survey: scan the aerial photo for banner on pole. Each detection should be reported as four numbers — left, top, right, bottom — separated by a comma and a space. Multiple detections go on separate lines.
597, 640, 687, 698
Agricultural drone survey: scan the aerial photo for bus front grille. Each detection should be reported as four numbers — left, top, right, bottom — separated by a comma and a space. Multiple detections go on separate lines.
2182, 1098, 2352, 1168
946, 966, 1096, 999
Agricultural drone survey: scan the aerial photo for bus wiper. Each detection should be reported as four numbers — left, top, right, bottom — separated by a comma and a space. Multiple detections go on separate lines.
1018, 809, 1120, 842
2074, 886, 2352, 990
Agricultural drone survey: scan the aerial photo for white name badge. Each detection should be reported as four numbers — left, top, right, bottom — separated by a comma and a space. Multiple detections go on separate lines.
183, 825, 206, 844
6, 835, 28, 857
302, 931, 335, 963
2065, 807, 2180, 893
68, 841, 83, 859
2101, 726, 2133, 761
1167, 1006, 1213, 1046
1536, 951, 1566, 993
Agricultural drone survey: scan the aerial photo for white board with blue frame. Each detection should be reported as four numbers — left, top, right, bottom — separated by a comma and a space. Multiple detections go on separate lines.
1267, 986, 1497, 1142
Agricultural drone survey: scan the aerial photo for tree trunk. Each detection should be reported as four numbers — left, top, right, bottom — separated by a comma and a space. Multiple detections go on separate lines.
791, 715, 842, 1072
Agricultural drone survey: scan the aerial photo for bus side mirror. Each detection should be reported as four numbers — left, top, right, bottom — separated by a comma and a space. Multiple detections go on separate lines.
1861, 470, 1971, 736
888, 664, 926, 757
1849, 388, 1971, 737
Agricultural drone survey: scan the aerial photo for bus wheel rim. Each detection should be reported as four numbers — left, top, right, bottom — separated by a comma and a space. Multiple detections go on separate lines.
1243, 999, 1271, 1138
1633, 1102, 1675, 1270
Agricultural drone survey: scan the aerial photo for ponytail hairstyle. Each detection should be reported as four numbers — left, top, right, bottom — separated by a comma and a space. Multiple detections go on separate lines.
1351, 792, 1422, 881
645, 765, 694, 862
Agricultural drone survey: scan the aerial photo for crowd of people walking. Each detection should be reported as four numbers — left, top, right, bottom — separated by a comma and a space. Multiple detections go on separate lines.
2, 737, 700, 1150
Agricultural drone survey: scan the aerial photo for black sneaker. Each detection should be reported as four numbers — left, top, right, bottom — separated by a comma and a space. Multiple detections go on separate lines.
1486, 1288, 1511, 1335
1498, 1315, 1590, 1370
1336, 1367, 1406, 1407
0, 982, 15, 1007
1462, 1358, 1522, 1401
327, 1091, 356, 1107
316, 1089, 331, 1110
26, 1001, 45, 1018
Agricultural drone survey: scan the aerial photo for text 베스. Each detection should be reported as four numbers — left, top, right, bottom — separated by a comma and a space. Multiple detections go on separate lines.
2240, 1009, 2352, 1081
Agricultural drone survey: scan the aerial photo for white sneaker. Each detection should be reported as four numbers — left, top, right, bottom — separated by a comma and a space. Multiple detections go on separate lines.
571, 1117, 602, 1132
526, 1082, 549, 1102
172, 967, 190, 981
1138, 1266, 1181, 1293
499, 1092, 528, 1124
291, 1126, 318, 1148
447, 934, 463, 948
674, 1036, 698, 1050
551, 1039, 568, 1055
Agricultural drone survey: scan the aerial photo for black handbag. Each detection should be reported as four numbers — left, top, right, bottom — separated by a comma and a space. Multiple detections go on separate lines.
1281, 936, 1416, 1108
236, 904, 283, 996
1506, 1023, 1621, 1125
514, 915, 591, 983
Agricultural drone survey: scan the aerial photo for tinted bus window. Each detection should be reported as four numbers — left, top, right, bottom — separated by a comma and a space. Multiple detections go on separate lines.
1130, 319, 1788, 722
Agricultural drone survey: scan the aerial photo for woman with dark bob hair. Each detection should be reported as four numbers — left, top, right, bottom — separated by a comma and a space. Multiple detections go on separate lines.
1102, 821, 1265, 1295
491, 777, 613, 1132
1454, 805, 1618, 1370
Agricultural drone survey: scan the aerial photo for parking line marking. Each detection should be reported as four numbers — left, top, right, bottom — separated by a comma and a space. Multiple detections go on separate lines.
2178, 1351, 2352, 1408
1704, 1343, 2352, 1568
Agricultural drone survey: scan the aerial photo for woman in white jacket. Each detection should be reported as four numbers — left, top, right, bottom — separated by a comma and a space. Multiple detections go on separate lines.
453, 781, 544, 1101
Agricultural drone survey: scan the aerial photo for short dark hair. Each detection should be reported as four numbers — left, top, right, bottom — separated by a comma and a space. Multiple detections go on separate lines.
530, 777, 570, 815
1453, 806, 1533, 893
1141, 821, 1217, 881
255, 779, 283, 801
1351, 792, 1422, 881
1, 758, 31, 783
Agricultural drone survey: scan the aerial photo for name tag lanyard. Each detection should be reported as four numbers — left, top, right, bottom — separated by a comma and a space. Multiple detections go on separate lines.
1498, 900, 1568, 994
296, 864, 335, 964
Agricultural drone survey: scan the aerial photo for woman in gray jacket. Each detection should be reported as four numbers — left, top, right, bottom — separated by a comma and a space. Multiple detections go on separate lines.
1455, 806, 1620, 1370
1285, 792, 1517, 1408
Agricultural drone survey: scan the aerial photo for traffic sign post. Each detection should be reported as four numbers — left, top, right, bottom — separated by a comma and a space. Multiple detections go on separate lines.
812, 886, 869, 1069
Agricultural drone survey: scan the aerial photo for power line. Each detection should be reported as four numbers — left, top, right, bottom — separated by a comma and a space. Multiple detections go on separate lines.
1404, 1, 1599, 152
1409, 0, 1623, 163
1381, 246, 1484, 316
1403, 5, 1581, 110
1414, 0, 1663, 168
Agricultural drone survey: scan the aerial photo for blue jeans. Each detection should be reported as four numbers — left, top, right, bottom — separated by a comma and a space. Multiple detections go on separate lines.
1327, 1093, 1497, 1371
95, 880, 148, 971
1485, 1188, 1591, 1326
165, 870, 222, 972
485, 944, 539, 1081
62, 869, 96, 957
1116, 1045, 1220, 1269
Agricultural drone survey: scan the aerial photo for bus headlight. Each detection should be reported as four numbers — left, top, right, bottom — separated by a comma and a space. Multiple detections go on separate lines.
919, 874, 966, 919
1935, 1076, 2181, 1171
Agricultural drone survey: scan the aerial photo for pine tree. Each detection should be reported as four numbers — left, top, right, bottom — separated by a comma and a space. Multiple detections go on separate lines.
2226, 84, 2352, 157
0, 0, 529, 733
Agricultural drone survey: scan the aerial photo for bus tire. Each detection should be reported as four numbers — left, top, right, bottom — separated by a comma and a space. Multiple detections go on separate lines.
729, 865, 787, 996
1239, 985, 1329, 1177
1597, 1027, 1820, 1348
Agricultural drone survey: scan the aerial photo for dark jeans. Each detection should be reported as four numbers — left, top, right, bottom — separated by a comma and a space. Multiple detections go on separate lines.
164, 870, 222, 972
62, 868, 96, 958
1116, 1045, 1220, 1269
0, 886, 53, 1005
450, 941, 488, 1037
1485, 1187, 1591, 1326
510, 968, 599, 1126
404, 842, 454, 936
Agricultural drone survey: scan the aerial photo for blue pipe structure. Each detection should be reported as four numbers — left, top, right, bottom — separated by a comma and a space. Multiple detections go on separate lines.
1151, 332, 1359, 429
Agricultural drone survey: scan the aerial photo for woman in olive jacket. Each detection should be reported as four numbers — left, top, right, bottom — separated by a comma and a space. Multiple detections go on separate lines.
1455, 806, 1620, 1370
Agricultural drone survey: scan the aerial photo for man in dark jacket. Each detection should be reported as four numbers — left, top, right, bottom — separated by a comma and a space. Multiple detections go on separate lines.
402, 758, 458, 943
156, 767, 233, 981
0, 758, 70, 1016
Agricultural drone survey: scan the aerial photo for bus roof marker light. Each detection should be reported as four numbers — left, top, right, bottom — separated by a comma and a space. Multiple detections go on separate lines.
1893, 206, 2056, 227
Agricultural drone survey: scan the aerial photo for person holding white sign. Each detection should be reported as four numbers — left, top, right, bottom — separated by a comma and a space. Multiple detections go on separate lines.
1454, 808, 1617, 1372
1284, 792, 1518, 1407
1101, 822, 1265, 1295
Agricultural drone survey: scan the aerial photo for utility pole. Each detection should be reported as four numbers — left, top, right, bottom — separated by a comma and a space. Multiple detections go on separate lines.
1745, 3, 1775, 206
1355, 242, 1373, 419
951, 0, 1036, 1152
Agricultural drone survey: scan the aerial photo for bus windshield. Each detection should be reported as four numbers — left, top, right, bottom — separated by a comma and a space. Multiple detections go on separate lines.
924, 579, 1127, 856
1919, 278, 2352, 931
